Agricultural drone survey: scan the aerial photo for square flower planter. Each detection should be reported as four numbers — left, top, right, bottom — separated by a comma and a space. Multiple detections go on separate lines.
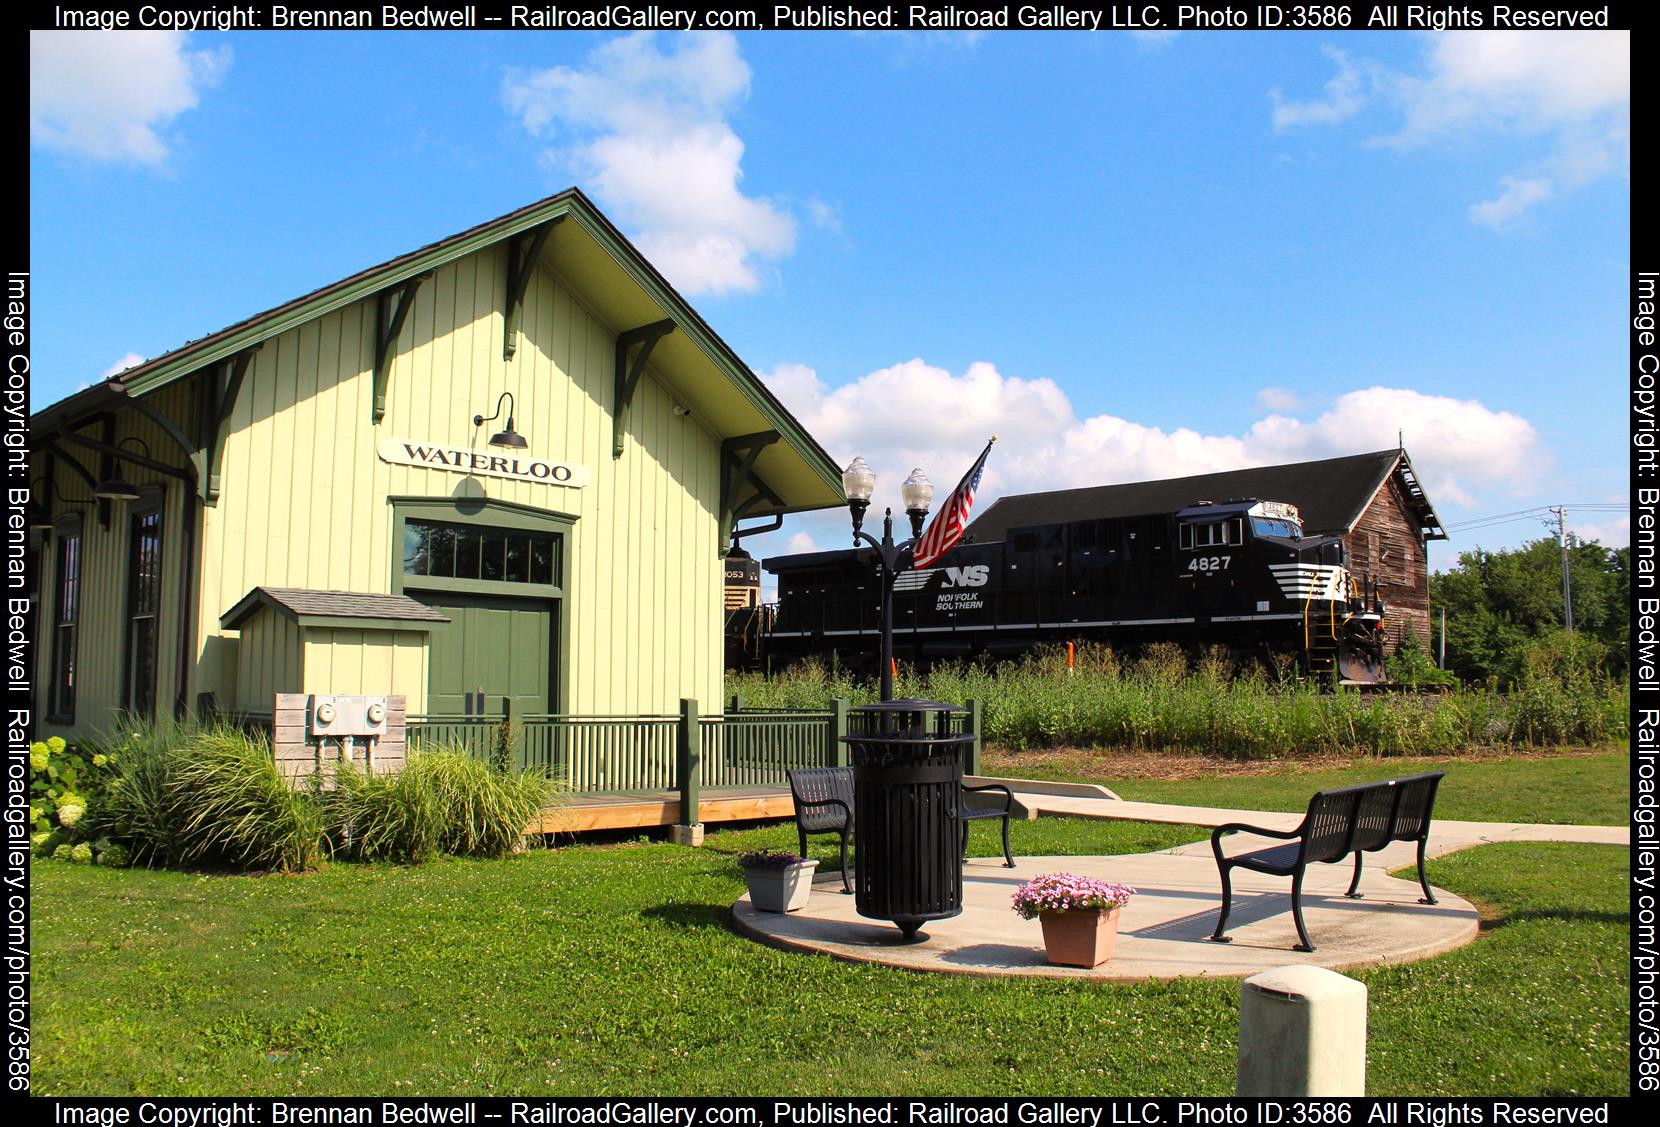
1039, 906, 1122, 968
743, 859, 820, 912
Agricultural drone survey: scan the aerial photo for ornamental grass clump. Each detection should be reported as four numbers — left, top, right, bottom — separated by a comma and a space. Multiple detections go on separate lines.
1011, 872, 1136, 919
737, 848, 808, 870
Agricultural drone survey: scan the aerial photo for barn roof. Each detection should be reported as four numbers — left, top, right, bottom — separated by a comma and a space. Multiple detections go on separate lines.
966, 449, 1446, 543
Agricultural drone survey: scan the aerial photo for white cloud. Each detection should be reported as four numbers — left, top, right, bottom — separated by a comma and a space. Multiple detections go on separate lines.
1129, 31, 1181, 52
100, 352, 145, 379
1271, 47, 1368, 130
30, 31, 228, 166
504, 33, 797, 296
1273, 31, 1629, 227
1468, 176, 1555, 230
1255, 386, 1302, 412
764, 359, 1543, 518
1571, 516, 1629, 548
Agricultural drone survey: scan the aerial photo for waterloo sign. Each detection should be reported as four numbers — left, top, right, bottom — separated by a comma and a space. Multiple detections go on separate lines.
377, 438, 591, 488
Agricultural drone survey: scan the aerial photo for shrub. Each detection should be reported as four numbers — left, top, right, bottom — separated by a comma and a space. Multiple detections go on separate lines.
330, 750, 553, 864
85, 725, 192, 867
174, 729, 328, 873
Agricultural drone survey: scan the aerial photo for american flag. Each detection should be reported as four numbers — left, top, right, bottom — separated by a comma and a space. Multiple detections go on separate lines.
911, 437, 996, 569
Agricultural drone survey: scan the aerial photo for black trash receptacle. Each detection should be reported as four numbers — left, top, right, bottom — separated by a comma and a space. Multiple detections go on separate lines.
843, 699, 975, 942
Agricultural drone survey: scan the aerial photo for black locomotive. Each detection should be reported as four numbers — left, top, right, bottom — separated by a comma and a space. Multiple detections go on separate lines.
733, 497, 1391, 683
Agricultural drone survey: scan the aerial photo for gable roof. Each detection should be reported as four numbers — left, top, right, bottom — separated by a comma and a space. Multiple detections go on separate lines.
966, 450, 1446, 543
33, 188, 844, 516
221, 587, 451, 631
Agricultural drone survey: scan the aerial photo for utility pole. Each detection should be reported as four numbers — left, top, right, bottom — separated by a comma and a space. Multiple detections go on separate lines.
1549, 506, 1574, 633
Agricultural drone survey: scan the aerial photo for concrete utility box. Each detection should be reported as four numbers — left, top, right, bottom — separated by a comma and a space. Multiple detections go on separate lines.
1236, 965, 1368, 1096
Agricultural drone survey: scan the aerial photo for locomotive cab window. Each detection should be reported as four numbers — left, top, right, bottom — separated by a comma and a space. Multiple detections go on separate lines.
1251, 517, 1301, 540
1179, 517, 1242, 550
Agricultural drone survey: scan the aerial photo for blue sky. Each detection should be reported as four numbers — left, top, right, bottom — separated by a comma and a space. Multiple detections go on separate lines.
29, 29, 1631, 567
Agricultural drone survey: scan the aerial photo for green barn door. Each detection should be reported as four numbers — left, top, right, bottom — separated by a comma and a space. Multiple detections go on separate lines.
419, 594, 556, 719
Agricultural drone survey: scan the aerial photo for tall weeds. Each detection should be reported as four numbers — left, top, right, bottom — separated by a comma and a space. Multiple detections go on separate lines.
731, 640, 1628, 759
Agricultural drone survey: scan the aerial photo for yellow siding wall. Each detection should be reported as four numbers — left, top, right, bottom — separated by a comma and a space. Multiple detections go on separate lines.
301, 628, 429, 712
195, 245, 723, 716
233, 611, 302, 715
35, 380, 197, 738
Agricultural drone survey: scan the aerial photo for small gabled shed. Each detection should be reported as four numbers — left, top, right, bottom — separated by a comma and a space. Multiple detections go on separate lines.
219, 587, 450, 717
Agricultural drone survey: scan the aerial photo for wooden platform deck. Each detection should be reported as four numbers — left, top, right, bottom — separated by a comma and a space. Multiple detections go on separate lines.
531, 786, 794, 833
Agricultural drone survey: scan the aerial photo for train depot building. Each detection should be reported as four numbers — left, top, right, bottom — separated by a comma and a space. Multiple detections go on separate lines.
29, 189, 843, 742
760, 449, 1445, 681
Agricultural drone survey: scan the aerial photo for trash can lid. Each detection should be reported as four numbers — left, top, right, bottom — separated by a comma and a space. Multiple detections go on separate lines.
849, 698, 967, 714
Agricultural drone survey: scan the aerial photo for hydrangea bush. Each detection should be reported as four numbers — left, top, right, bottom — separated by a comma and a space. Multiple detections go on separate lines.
1011, 872, 1136, 919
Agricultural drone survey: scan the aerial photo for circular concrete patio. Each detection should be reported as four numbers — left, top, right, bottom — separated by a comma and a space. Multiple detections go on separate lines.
732, 840, 1482, 980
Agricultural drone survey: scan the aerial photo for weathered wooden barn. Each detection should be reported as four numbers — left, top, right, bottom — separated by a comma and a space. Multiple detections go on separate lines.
964, 449, 1447, 651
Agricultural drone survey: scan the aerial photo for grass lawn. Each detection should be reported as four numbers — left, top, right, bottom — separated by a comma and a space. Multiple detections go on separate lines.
32, 802, 1628, 1096
982, 745, 1631, 825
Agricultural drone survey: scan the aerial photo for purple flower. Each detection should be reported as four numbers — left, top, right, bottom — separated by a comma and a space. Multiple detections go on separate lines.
1011, 872, 1136, 919
739, 848, 809, 870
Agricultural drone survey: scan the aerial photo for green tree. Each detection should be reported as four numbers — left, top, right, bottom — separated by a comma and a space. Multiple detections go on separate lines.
1432, 536, 1628, 684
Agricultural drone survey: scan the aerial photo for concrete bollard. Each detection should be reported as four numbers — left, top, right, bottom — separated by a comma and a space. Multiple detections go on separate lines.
1236, 965, 1367, 1096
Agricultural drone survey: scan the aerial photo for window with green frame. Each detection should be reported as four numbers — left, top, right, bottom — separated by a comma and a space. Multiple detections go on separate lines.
124, 504, 164, 719
401, 519, 560, 586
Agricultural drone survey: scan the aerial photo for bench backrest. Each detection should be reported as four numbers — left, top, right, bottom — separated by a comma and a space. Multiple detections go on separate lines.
788, 766, 855, 832
1300, 771, 1445, 863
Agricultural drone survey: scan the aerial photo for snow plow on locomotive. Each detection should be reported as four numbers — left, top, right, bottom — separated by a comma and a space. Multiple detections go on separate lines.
736, 497, 1392, 684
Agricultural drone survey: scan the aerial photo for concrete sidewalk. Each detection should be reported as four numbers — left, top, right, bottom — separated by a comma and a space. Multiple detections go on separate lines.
732, 791, 1627, 981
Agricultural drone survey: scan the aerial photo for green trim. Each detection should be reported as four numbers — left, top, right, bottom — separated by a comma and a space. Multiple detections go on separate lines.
612, 319, 676, 458
48, 189, 844, 505
115, 195, 580, 403
388, 496, 573, 714
563, 205, 845, 498
387, 495, 579, 535
373, 275, 429, 424
399, 574, 565, 601
296, 614, 443, 634
504, 220, 561, 360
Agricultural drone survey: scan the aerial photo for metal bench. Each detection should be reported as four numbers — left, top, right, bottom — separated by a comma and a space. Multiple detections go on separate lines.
788, 767, 855, 893
960, 782, 1016, 867
1208, 771, 1444, 952
789, 766, 1019, 891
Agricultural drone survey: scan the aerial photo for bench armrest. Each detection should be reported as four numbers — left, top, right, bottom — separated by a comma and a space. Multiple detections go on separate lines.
1211, 821, 1303, 860
962, 782, 1013, 812
795, 796, 851, 822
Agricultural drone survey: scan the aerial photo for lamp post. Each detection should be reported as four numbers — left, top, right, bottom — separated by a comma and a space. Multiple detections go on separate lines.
842, 458, 934, 701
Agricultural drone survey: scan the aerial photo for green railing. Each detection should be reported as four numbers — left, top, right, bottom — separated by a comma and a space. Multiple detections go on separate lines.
522, 714, 680, 793
409, 698, 980, 807
407, 714, 505, 765
701, 710, 834, 787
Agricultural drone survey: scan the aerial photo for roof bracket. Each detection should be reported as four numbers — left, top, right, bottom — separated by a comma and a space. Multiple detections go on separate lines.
372, 273, 430, 423
720, 430, 782, 545
196, 346, 261, 505
503, 218, 561, 361
611, 319, 676, 458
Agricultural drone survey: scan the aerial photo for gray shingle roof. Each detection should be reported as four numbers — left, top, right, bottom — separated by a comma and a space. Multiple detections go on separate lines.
221, 587, 451, 630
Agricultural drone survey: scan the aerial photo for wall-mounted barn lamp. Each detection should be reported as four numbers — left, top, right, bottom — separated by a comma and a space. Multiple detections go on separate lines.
473, 392, 527, 450
93, 436, 152, 502
28, 477, 95, 528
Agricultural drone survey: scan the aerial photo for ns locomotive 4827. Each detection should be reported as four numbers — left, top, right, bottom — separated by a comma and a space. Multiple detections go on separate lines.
749, 495, 1393, 683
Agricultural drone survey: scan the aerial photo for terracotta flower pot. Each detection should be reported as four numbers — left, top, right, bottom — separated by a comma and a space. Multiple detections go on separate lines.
744, 860, 819, 912
1039, 906, 1122, 967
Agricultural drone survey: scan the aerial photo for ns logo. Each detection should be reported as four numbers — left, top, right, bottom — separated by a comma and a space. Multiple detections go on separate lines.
942, 565, 990, 588
892, 564, 991, 593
